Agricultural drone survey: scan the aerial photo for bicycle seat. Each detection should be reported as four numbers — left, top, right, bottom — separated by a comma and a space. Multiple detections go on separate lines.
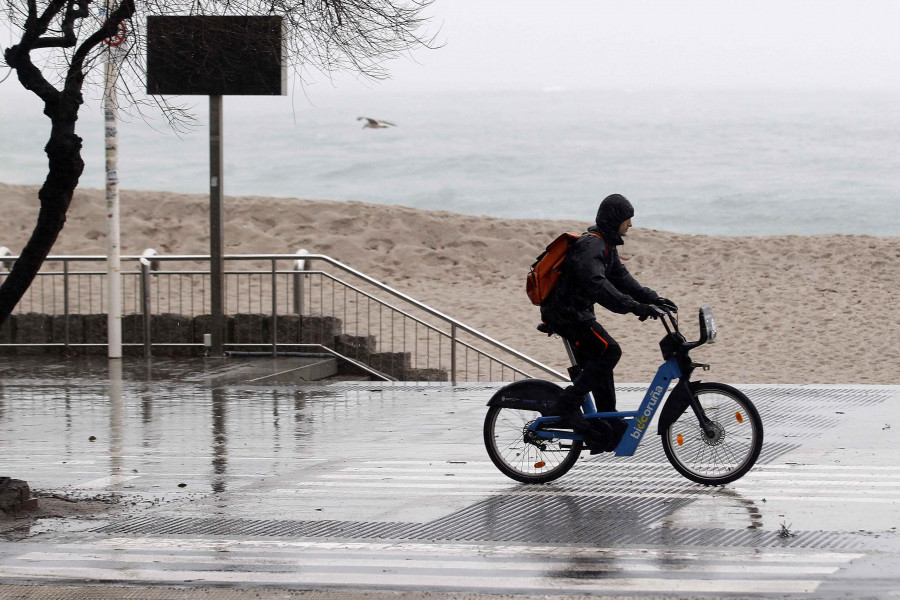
536, 322, 555, 336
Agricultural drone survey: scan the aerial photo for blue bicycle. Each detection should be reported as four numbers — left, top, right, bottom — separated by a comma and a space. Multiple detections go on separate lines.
483, 306, 763, 485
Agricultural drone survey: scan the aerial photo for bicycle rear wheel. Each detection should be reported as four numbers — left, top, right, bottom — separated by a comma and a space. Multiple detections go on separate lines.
484, 405, 582, 484
661, 382, 763, 485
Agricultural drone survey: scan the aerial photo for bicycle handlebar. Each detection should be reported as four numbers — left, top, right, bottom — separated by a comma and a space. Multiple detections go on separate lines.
659, 306, 678, 335
660, 305, 716, 352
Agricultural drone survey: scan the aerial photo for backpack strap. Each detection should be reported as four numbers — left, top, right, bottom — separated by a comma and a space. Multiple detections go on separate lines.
582, 231, 611, 256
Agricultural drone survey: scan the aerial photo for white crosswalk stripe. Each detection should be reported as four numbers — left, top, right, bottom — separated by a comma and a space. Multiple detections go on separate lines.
270, 460, 900, 504
0, 539, 862, 596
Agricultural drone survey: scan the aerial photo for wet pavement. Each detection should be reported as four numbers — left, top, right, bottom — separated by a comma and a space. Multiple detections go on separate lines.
0, 356, 898, 599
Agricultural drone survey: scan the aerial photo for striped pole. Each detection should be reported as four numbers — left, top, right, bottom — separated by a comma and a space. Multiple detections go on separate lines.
105, 45, 122, 359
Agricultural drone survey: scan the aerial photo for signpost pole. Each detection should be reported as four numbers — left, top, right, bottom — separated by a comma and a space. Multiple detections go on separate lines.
104, 19, 122, 359
209, 95, 225, 356
146, 18, 286, 358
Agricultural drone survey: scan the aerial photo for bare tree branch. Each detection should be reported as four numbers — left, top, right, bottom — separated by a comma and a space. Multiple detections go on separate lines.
0, 0, 438, 328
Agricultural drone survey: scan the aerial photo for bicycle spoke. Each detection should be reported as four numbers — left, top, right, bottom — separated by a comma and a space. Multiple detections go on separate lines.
667, 388, 760, 482
485, 404, 581, 481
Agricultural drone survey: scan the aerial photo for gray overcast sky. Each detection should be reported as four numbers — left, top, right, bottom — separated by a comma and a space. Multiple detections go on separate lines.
2, 0, 900, 104
322, 0, 900, 94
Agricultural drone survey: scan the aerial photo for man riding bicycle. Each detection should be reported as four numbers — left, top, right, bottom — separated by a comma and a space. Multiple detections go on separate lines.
540, 193, 678, 452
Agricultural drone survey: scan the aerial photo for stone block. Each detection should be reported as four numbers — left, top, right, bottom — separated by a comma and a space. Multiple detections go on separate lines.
14, 312, 52, 344
81, 314, 108, 355
369, 351, 412, 379
192, 314, 212, 344
334, 333, 377, 359
154, 313, 193, 356
271, 314, 300, 347
0, 316, 13, 343
122, 313, 145, 356
300, 315, 341, 347
192, 314, 235, 344
232, 313, 268, 346
0, 478, 38, 514
51, 314, 84, 348
0, 315, 14, 355
122, 313, 144, 343
404, 367, 449, 382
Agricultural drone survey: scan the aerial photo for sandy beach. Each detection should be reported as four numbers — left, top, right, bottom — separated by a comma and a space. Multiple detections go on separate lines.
1, 182, 897, 385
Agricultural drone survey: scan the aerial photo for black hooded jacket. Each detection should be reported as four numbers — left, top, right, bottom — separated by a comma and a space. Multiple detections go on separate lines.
541, 194, 659, 324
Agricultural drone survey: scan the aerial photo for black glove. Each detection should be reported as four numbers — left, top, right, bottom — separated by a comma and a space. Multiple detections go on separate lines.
652, 297, 678, 312
634, 303, 666, 322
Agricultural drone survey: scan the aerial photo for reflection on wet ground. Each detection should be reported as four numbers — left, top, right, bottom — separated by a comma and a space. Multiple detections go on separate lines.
2, 357, 326, 498
0, 356, 898, 597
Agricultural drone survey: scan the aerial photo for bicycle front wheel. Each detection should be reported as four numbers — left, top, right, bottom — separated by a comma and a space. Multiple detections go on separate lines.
661, 382, 763, 485
484, 405, 582, 484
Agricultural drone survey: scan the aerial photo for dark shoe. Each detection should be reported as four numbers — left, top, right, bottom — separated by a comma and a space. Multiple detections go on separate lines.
607, 417, 628, 449
556, 387, 592, 434
556, 387, 621, 453
587, 419, 614, 454
587, 418, 627, 453
558, 404, 593, 434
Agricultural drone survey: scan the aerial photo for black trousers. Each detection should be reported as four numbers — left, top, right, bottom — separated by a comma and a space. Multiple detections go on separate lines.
553, 320, 622, 412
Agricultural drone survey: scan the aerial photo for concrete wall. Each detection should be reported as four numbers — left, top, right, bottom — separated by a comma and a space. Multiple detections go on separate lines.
0, 312, 448, 381
0, 312, 341, 357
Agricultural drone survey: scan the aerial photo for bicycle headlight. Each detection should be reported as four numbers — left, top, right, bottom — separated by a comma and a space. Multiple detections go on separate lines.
699, 305, 717, 344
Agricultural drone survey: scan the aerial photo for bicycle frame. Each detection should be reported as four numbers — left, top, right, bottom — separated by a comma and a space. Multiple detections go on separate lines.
528, 353, 682, 456
526, 306, 717, 456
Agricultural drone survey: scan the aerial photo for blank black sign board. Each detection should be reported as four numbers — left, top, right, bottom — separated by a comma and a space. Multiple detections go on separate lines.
147, 16, 286, 96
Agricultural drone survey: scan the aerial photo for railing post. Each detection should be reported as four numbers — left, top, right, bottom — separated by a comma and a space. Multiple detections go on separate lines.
293, 249, 308, 316
139, 251, 158, 358
293, 249, 309, 347
450, 324, 457, 385
271, 258, 277, 357
63, 261, 69, 348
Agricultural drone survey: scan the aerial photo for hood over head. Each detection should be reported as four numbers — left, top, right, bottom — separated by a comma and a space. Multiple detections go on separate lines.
594, 193, 635, 245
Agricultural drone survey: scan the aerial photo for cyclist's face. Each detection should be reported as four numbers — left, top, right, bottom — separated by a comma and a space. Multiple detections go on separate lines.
618, 218, 632, 236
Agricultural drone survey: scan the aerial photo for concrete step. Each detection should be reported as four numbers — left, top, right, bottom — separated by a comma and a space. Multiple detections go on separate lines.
205, 356, 339, 386
252, 357, 338, 383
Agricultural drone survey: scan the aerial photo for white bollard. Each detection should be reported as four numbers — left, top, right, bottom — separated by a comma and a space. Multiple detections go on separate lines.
140, 248, 160, 272
0, 247, 13, 272
139, 249, 158, 358
293, 248, 309, 315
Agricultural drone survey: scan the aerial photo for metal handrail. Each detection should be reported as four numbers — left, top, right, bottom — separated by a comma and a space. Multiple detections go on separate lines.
311, 270, 533, 379
309, 270, 445, 335
230, 253, 566, 381
0, 252, 567, 382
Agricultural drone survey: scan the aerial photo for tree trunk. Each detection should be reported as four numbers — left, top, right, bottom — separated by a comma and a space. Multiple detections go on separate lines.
0, 0, 135, 330
0, 100, 84, 328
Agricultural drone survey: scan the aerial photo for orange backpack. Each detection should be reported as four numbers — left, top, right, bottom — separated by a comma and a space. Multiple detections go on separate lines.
525, 231, 602, 306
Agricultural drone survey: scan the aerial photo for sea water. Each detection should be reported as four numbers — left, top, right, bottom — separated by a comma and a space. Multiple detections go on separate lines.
1, 88, 897, 236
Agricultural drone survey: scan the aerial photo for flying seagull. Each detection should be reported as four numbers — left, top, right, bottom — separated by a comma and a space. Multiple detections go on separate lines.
358, 117, 396, 129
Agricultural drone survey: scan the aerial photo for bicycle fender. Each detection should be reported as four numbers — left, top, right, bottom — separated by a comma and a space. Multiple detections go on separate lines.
486, 379, 563, 415
656, 379, 700, 435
